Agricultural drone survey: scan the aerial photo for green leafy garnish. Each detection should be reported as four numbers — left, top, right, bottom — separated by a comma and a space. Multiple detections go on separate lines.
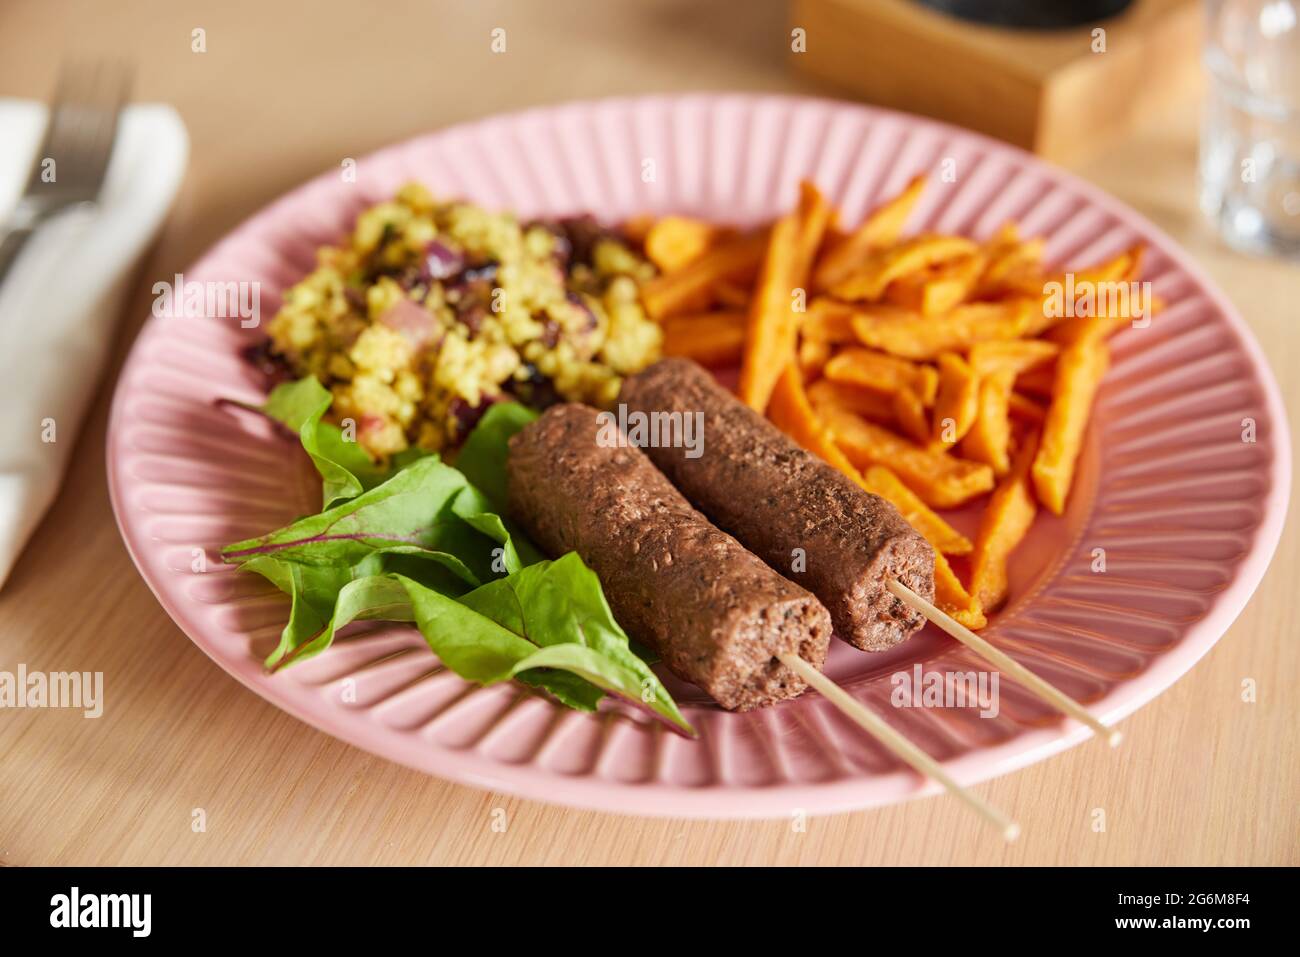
236, 555, 390, 670
263, 377, 392, 507
225, 456, 487, 573
220, 379, 692, 734
457, 554, 683, 725
452, 401, 539, 511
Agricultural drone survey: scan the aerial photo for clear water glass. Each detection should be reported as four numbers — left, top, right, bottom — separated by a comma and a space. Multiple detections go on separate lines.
1200, 0, 1300, 256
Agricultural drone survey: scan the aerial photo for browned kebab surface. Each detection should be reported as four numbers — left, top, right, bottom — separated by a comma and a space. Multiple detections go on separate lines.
620, 358, 936, 651
507, 402, 831, 711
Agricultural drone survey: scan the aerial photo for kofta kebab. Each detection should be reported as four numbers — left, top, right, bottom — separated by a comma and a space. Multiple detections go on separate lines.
507, 176, 1141, 837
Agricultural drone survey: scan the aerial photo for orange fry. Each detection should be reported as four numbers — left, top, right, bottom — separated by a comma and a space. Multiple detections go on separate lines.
661, 310, 745, 368
891, 386, 931, 444
829, 234, 979, 302
845, 299, 1036, 360
931, 352, 980, 447
1047, 287, 1162, 347
644, 216, 723, 273
792, 180, 834, 275
812, 175, 926, 291
824, 346, 939, 402
935, 552, 988, 630
738, 215, 799, 409
738, 182, 832, 412
807, 377, 896, 426
798, 337, 832, 380
1008, 391, 1047, 423
968, 339, 1059, 376
1032, 335, 1109, 515
886, 251, 986, 316
1006, 245, 1137, 300
974, 227, 1045, 298
621, 214, 656, 246
959, 366, 1016, 475
641, 229, 767, 320
970, 431, 1040, 612
1015, 364, 1056, 398
814, 402, 995, 508
1046, 304, 1152, 346
860, 465, 972, 556
801, 302, 857, 343
712, 279, 752, 309
769, 364, 866, 487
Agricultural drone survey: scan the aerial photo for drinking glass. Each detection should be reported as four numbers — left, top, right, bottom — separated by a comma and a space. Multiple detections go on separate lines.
1200, 0, 1300, 257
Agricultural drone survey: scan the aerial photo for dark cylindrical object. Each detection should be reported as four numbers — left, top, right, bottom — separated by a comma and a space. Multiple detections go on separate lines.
620, 358, 935, 651
915, 0, 1132, 29
507, 402, 831, 711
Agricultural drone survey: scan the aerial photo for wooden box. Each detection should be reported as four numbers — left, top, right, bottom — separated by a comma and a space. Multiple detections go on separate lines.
789, 0, 1202, 165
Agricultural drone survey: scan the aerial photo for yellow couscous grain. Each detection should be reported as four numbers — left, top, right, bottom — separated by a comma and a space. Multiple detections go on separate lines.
264, 183, 661, 457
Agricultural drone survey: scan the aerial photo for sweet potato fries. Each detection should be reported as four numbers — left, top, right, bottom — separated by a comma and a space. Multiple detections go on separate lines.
637, 176, 1151, 627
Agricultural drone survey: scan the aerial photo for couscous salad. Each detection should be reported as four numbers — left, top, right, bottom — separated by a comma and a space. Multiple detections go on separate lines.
256, 183, 661, 457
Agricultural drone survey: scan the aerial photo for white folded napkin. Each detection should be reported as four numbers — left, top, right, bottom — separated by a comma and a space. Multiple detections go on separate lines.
0, 100, 188, 588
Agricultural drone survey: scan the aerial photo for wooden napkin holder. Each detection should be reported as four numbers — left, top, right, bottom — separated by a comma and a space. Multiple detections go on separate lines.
789, 0, 1201, 165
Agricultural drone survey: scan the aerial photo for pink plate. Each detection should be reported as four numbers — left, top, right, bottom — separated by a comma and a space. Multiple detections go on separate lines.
107, 94, 1291, 818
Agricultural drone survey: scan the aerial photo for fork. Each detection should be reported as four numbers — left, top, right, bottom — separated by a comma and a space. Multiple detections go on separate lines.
0, 60, 132, 288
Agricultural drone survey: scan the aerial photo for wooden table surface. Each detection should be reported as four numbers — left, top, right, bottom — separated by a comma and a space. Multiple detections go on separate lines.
0, 0, 1295, 866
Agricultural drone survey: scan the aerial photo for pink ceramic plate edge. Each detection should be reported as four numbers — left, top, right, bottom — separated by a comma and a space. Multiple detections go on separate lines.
106, 93, 1291, 819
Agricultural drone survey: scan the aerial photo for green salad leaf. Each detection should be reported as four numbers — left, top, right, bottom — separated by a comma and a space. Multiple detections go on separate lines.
237, 554, 384, 670
450, 403, 545, 567
453, 402, 539, 511
260, 377, 392, 507
451, 481, 544, 572
276, 573, 418, 667
237, 376, 436, 507
223, 455, 486, 578
457, 554, 686, 729
221, 379, 692, 734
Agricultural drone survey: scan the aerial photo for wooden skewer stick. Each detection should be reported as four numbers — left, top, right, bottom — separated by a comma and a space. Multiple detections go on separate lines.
885, 578, 1122, 747
778, 652, 1020, 842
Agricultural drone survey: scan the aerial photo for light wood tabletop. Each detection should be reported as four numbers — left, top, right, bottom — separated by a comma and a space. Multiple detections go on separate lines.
0, 0, 1295, 866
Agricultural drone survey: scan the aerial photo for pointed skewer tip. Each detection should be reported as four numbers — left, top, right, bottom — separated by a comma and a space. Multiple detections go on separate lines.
1003, 821, 1021, 843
